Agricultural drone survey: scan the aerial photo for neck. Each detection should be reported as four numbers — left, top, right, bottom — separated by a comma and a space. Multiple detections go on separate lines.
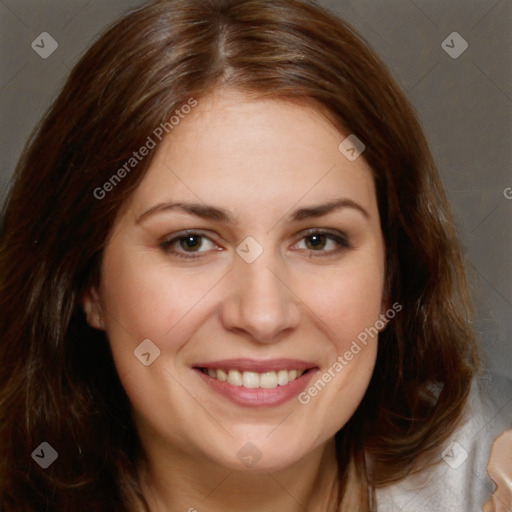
137, 438, 340, 512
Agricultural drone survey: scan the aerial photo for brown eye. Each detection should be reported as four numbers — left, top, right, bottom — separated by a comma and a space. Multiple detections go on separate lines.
291, 230, 350, 257
305, 234, 327, 250
180, 234, 203, 252
160, 231, 219, 259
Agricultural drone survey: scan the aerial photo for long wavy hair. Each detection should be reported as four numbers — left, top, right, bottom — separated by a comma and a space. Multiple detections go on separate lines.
0, 0, 479, 510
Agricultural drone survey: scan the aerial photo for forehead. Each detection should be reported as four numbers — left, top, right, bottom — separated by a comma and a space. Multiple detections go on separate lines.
126, 90, 378, 222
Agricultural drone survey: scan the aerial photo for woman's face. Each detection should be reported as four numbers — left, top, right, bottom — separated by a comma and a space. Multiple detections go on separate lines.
85, 90, 386, 473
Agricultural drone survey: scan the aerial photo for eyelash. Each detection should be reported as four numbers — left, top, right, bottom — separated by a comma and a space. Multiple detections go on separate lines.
159, 230, 220, 260
293, 229, 351, 256
159, 229, 351, 260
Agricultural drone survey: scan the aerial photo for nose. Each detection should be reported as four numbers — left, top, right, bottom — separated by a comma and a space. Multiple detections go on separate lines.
220, 254, 301, 344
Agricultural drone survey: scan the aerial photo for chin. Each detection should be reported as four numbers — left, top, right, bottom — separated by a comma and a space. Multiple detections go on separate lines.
203, 429, 317, 474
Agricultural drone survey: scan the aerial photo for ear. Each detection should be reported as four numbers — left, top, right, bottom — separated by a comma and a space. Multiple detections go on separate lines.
82, 286, 106, 330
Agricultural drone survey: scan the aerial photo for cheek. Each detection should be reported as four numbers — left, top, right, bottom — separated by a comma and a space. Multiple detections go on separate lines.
294, 250, 384, 435
98, 246, 226, 366
338, 268, 384, 342
302, 253, 385, 347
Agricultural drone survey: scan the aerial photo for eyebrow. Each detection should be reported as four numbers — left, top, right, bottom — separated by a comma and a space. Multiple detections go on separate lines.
290, 198, 369, 221
136, 202, 231, 224
136, 198, 369, 224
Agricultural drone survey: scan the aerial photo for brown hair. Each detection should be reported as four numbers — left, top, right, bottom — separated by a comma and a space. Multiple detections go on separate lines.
0, 0, 479, 510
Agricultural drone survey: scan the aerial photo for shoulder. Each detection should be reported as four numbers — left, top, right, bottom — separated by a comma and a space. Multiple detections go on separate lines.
375, 372, 512, 512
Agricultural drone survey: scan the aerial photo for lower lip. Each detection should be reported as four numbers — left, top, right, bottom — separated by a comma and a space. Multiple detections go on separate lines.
195, 369, 317, 408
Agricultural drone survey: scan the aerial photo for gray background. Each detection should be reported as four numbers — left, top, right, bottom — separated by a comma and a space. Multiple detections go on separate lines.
1, 0, 510, 378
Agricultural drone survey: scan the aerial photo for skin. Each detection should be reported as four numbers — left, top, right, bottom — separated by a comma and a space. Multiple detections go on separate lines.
483, 430, 512, 512
84, 89, 387, 511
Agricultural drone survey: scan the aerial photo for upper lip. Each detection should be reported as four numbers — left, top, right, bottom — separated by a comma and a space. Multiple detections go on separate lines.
193, 358, 317, 372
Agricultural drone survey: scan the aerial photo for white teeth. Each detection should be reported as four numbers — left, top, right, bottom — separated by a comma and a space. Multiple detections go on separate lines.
227, 369, 242, 386
277, 370, 289, 386
260, 371, 278, 389
204, 368, 306, 388
242, 371, 260, 388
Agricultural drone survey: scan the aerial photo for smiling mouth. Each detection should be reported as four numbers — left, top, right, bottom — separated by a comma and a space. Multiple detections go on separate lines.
198, 367, 311, 389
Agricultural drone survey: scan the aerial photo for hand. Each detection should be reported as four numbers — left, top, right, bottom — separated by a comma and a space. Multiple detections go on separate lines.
483, 429, 512, 512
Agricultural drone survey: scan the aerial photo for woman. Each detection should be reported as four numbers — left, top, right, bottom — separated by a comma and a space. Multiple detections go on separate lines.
0, 0, 508, 510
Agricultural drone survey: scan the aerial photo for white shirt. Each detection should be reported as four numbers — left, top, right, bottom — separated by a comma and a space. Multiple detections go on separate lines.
375, 372, 512, 512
